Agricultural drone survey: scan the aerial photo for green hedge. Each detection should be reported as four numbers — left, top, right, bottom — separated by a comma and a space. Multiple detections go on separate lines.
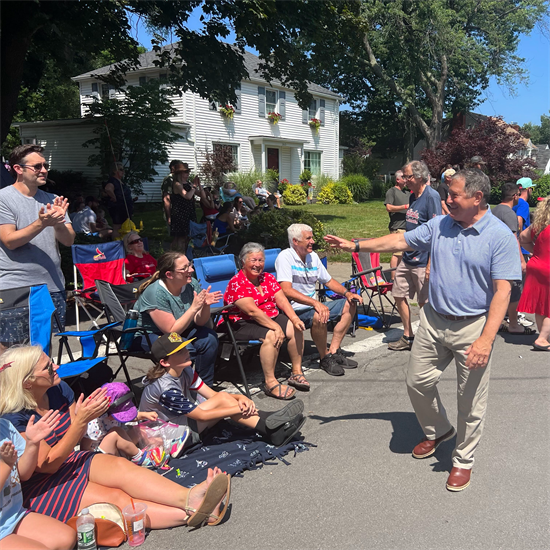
530, 175, 550, 206
283, 184, 307, 205
340, 174, 372, 202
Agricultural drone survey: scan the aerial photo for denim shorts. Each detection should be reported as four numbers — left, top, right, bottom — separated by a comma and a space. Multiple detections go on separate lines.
296, 299, 346, 330
0, 290, 66, 346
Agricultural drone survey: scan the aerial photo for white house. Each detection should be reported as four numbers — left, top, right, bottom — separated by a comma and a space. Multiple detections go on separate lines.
16, 46, 342, 201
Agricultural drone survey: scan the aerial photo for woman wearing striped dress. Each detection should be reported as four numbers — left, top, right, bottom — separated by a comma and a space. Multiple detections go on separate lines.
0, 345, 230, 531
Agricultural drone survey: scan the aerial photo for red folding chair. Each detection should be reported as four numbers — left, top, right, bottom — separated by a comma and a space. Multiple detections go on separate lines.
352, 251, 397, 329
72, 241, 126, 329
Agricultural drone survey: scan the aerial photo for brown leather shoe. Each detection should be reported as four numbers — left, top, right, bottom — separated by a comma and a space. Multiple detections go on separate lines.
412, 427, 456, 459
446, 467, 471, 491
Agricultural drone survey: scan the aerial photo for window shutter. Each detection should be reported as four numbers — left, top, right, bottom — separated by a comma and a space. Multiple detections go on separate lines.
258, 86, 266, 117
139, 76, 147, 86
279, 91, 286, 121
320, 99, 326, 126
302, 108, 308, 124
235, 84, 242, 114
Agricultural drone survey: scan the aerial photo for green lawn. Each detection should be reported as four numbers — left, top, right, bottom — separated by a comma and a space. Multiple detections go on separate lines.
132, 199, 393, 263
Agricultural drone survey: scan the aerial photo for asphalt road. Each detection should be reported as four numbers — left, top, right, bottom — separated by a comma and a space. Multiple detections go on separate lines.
109, 315, 549, 550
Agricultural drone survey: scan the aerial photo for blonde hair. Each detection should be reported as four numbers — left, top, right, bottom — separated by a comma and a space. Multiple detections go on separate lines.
145, 362, 167, 381
0, 345, 43, 415
531, 196, 550, 236
123, 231, 140, 254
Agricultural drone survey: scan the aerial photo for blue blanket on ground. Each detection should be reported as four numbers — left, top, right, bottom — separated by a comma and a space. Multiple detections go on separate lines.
161, 420, 314, 487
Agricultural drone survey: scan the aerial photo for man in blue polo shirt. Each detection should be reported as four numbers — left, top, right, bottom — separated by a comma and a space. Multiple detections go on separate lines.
325, 169, 521, 492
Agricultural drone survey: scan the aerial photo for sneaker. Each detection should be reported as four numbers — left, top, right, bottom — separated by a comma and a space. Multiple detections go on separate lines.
333, 350, 358, 369
319, 354, 345, 376
169, 427, 191, 458
388, 336, 412, 351
134, 446, 165, 468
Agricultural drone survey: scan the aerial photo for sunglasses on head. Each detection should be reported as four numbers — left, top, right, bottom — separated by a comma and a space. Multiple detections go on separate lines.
129, 238, 143, 245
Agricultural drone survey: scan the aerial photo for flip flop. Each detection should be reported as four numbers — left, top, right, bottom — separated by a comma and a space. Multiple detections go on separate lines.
206, 474, 231, 526
532, 343, 550, 351
185, 473, 230, 528
264, 382, 296, 400
287, 373, 310, 391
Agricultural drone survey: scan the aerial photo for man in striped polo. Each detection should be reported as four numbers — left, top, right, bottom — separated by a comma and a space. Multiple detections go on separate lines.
275, 224, 362, 377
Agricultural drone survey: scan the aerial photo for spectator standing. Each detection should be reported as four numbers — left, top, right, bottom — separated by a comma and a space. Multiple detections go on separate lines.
170, 165, 198, 252
387, 161, 442, 352
276, 224, 362, 378
492, 183, 533, 335
0, 145, 75, 348
437, 169, 455, 216
103, 162, 133, 238
326, 169, 521, 491
162, 160, 185, 230
469, 156, 486, 170
384, 170, 410, 278
518, 196, 550, 351
514, 177, 536, 258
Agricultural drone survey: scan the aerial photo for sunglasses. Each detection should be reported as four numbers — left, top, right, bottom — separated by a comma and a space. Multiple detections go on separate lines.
18, 163, 50, 172
129, 238, 143, 245
45, 360, 55, 377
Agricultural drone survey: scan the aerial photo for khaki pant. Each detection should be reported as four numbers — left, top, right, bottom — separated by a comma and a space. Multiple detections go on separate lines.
406, 304, 493, 469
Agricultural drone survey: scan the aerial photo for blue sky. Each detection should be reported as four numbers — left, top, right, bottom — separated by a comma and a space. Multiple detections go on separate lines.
130, 13, 549, 127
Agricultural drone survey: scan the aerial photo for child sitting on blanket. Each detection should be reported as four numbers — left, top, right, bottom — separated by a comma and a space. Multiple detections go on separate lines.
1, 414, 77, 548
80, 382, 189, 467
139, 333, 306, 447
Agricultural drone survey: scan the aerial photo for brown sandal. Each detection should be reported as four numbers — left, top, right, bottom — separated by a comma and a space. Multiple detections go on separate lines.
288, 373, 310, 391
264, 383, 296, 400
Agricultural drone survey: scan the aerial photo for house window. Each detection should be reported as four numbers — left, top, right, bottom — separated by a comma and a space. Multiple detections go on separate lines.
304, 151, 321, 176
266, 89, 278, 115
139, 76, 147, 86
23, 137, 37, 145
214, 143, 239, 169
101, 84, 115, 99
309, 99, 317, 119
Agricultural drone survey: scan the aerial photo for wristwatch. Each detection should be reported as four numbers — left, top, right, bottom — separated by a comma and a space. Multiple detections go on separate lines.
353, 239, 360, 252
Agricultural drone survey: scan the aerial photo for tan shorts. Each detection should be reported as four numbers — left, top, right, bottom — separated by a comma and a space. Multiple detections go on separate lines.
390, 229, 406, 257
392, 261, 429, 303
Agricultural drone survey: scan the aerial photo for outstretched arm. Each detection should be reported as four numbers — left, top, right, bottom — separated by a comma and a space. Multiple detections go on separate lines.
324, 233, 412, 254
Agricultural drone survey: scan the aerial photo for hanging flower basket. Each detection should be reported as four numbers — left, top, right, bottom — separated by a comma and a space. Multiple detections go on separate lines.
309, 118, 321, 132
220, 105, 235, 119
268, 112, 282, 124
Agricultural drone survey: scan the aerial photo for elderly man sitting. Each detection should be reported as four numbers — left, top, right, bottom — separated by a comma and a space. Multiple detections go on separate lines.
275, 224, 362, 377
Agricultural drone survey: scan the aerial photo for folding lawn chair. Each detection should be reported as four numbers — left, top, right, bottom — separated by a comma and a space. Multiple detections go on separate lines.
0, 284, 121, 395
262, 248, 281, 276
94, 279, 159, 398
351, 251, 397, 329
187, 220, 226, 258
72, 241, 126, 330
194, 254, 260, 397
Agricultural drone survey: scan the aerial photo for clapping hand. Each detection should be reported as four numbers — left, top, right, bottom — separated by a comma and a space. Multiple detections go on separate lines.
191, 290, 208, 313
25, 410, 61, 445
204, 285, 223, 306
0, 441, 18, 469
75, 388, 110, 424
52, 196, 69, 217
39, 202, 66, 227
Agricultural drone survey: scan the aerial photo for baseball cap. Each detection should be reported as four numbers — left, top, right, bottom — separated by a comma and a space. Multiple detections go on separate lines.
443, 168, 456, 177
101, 382, 137, 423
470, 156, 486, 165
151, 332, 195, 362
516, 177, 536, 189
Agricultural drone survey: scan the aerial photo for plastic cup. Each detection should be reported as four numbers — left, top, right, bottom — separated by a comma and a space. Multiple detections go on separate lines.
122, 502, 148, 547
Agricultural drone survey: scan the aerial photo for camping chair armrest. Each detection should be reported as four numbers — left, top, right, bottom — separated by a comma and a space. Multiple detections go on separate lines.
55, 322, 121, 338
349, 266, 381, 280
73, 285, 97, 296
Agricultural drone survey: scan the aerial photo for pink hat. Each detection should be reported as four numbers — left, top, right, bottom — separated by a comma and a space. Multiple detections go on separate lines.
101, 382, 137, 422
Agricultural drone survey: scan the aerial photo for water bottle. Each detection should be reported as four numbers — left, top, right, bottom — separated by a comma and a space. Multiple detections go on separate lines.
120, 309, 139, 350
76, 508, 97, 550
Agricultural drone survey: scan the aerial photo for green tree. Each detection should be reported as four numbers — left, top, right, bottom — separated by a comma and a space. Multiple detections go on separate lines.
83, 80, 179, 194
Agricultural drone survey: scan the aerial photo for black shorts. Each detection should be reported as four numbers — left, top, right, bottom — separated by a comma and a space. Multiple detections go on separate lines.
229, 313, 289, 340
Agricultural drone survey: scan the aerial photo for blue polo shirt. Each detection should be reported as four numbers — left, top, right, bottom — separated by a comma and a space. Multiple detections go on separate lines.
404, 209, 521, 316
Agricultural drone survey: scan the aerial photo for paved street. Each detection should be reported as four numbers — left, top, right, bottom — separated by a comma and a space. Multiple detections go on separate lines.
92, 293, 548, 550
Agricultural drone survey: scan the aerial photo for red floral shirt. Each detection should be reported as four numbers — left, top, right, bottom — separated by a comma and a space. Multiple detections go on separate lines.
223, 270, 281, 322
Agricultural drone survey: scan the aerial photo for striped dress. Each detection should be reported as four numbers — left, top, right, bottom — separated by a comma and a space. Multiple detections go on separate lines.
1, 382, 94, 523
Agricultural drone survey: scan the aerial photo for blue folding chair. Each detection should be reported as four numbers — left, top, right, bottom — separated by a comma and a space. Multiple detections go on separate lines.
263, 248, 281, 276
193, 255, 260, 397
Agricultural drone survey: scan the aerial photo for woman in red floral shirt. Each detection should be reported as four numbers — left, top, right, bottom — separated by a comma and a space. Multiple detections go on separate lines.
224, 243, 307, 400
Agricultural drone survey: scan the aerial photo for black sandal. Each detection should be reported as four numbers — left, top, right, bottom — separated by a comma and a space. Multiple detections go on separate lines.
287, 373, 310, 391
264, 383, 296, 400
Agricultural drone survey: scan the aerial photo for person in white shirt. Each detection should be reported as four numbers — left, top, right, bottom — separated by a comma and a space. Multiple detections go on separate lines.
71, 196, 112, 240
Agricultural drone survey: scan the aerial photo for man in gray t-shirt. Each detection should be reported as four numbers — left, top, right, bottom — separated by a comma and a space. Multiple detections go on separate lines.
0, 145, 74, 347
491, 182, 530, 335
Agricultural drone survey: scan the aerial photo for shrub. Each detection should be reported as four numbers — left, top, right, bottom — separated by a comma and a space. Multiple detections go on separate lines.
530, 174, 550, 206
278, 179, 290, 195
489, 182, 503, 205
283, 184, 307, 205
228, 169, 263, 201
238, 208, 327, 251
342, 153, 381, 181
371, 178, 393, 199
332, 182, 354, 204
315, 173, 335, 192
340, 174, 372, 202
317, 184, 338, 204
299, 169, 312, 183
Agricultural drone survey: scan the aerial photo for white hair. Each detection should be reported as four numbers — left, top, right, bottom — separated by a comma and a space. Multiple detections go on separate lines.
287, 224, 313, 247
239, 242, 265, 265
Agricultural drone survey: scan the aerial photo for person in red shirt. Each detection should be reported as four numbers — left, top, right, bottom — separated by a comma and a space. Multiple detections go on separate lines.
123, 231, 157, 282
223, 242, 307, 400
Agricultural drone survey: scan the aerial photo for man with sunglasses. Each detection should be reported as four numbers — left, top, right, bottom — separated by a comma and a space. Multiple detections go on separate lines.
0, 144, 75, 349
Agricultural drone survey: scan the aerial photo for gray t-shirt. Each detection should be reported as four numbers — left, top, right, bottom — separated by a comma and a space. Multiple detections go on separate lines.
384, 186, 410, 230
0, 185, 71, 292
491, 204, 518, 234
